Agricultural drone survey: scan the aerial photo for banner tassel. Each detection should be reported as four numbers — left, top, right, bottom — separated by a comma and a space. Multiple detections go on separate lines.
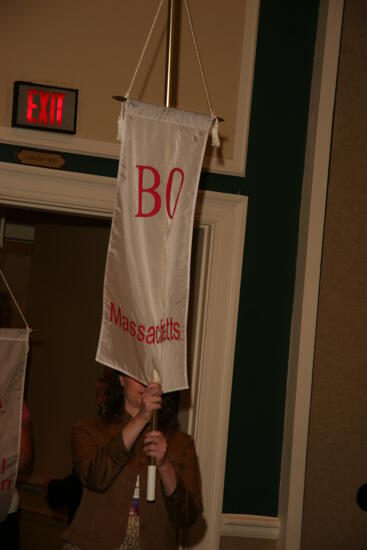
116, 102, 125, 141
211, 117, 220, 148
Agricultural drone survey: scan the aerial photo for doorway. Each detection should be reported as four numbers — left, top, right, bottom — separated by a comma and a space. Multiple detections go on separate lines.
0, 188, 247, 549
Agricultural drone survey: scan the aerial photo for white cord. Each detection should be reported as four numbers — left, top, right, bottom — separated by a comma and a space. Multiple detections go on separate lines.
125, 0, 164, 99
183, 0, 215, 118
184, 0, 219, 146
0, 269, 29, 328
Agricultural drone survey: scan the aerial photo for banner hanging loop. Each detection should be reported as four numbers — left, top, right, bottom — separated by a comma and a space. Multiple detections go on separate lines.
113, 0, 222, 146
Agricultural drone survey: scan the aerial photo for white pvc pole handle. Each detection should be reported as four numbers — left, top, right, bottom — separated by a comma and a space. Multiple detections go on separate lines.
146, 368, 161, 502
147, 464, 157, 501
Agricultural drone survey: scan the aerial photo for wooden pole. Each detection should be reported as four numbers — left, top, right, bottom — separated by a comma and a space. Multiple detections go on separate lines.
147, 0, 175, 502
165, 0, 175, 107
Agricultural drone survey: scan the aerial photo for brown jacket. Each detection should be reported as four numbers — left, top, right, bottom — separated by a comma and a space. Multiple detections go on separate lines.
62, 415, 203, 550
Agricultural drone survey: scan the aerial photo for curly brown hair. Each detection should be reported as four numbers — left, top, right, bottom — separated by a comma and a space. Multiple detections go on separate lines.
99, 371, 179, 433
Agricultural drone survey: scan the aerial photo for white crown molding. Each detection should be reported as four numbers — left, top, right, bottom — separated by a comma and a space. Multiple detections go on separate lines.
0, 126, 120, 159
0, 2, 259, 177
222, 514, 280, 540
0, 161, 116, 217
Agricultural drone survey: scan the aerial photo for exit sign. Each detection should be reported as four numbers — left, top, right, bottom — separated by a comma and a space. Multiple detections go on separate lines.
12, 81, 78, 134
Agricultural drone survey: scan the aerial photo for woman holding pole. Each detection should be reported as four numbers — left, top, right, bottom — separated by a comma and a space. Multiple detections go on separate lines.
61, 370, 203, 550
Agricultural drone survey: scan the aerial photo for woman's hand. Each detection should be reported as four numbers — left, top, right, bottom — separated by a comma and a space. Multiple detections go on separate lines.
138, 383, 162, 424
143, 430, 168, 466
122, 382, 162, 451
144, 431, 178, 495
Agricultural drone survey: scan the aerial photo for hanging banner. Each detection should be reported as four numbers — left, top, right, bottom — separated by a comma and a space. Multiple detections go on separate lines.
96, 100, 211, 392
0, 328, 30, 521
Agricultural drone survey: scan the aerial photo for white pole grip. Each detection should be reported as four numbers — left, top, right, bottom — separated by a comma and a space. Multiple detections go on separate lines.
147, 464, 157, 502
146, 367, 161, 502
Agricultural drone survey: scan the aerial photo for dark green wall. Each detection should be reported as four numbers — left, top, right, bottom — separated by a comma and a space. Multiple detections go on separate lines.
222, 1, 320, 516
0, 0, 320, 518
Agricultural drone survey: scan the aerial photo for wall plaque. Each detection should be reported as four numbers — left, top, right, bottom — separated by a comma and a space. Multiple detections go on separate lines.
16, 149, 66, 169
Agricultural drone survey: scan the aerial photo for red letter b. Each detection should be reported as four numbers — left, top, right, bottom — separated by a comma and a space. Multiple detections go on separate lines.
135, 165, 161, 218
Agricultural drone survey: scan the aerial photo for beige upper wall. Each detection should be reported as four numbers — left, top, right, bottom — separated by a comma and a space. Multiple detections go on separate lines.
0, 0, 247, 163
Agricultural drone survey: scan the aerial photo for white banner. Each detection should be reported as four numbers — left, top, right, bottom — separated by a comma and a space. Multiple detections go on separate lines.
0, 328, 30, 521
96, 100, 211, 392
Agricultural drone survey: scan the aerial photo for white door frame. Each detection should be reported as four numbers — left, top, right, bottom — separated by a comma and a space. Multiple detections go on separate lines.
0, 161, 247, 549
278, 2, 344, 549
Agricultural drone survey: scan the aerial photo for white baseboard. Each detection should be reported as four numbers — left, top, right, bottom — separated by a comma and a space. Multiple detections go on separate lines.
221, 514, 280, 540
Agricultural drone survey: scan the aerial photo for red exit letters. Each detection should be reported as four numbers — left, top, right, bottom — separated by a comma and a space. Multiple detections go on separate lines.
135, 165, 184, 219
26, 89, 65, 126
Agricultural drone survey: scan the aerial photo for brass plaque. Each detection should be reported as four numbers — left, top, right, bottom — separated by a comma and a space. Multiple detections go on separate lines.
16, 149, 66, 169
